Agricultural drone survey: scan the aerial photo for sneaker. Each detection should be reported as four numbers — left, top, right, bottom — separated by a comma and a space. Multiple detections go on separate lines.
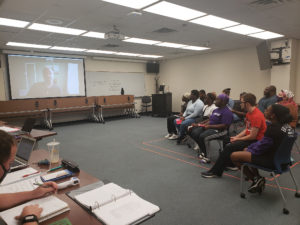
248, 177, 265, 193
182, 136, 188, 143
193, 144, 200, 151
200, 157, 211, 164
165, 133, 172, 138
201, 170, 220, 178
168, 134, 179, 140
197, 152, 205, 159
225, 166, 239, 171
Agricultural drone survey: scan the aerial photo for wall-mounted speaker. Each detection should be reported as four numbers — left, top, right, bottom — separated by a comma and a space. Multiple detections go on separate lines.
146, 62, 159, 74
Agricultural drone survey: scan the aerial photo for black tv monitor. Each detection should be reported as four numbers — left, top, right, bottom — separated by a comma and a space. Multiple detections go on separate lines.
256, 41, 272, 70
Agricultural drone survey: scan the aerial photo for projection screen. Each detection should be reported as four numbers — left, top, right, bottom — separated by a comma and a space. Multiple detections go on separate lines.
8, 54, 86, 99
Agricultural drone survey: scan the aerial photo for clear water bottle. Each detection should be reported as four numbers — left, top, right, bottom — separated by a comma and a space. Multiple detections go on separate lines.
47, 139, 60, 163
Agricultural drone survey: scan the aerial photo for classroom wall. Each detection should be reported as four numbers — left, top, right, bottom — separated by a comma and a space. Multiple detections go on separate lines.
159, 47, 271, 112
294, 39, 300, 103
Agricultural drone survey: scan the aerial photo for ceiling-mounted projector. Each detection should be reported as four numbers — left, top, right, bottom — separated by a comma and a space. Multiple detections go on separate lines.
104, 25, 125, 40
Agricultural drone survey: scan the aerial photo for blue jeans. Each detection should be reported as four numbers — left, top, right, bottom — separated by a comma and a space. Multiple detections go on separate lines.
174, 118, 195, 139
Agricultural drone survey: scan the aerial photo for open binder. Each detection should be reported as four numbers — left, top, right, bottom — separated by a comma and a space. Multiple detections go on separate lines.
73, 182, 160, 225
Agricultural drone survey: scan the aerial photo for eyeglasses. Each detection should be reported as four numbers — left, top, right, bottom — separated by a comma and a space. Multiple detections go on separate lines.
240, 101, 246, 104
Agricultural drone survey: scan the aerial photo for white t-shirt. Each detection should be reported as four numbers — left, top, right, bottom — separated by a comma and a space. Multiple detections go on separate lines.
203, 104, 218, 118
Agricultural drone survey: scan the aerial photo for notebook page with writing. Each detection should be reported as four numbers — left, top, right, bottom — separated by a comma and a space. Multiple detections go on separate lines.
93, 192, 160, 225
0, 196, 69, 225
1, 167, 38, 185
0, 176, 42, 194
74, 183, 129, 209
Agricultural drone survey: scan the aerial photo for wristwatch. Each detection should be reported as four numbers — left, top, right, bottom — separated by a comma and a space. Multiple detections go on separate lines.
22, 214, 39, 224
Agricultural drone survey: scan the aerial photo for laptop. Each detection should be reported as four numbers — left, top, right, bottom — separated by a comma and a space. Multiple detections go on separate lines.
10, 136, 36, 172
10, 118, 36, 136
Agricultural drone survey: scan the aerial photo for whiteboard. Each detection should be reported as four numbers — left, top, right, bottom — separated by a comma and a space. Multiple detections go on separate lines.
86, 71, 145, 97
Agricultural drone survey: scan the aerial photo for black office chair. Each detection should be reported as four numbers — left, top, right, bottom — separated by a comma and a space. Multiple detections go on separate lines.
141, 96, 152, 115
240, 133, 299, 214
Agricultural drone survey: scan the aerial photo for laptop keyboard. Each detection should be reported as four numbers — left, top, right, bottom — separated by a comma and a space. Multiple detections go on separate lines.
10, 160, 23, 167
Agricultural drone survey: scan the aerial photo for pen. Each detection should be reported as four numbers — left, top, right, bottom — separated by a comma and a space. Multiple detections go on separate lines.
47, 165, 63, 172
22, 171, 40, 178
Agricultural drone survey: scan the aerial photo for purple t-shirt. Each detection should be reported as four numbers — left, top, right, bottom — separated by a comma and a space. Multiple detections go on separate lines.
209, 107, 233, 126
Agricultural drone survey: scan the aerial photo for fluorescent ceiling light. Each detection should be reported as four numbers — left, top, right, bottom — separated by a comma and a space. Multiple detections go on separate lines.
115, 52, 140, 56
137, 54, 163, 58
181, 46, 210, 51
51, 46, 86, 52
224, 24, 264, 35
102, 0, 159, 9
6, 42, 51, 49
124, 38, 160, 45
144, 1, 206, 21
82, 31, 105, 39
155, 42, 187, 48
190, 15, 239, 29
28, 23, 86, 35
248, 31, 284, 39
86, 50, 116, 54
0, 17, 30, 28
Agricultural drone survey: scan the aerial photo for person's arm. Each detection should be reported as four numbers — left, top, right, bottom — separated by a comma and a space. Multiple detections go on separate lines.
185, 101, 204, 120
15, 204, 42, 225
231, 127, 259, 142
205, 123, 227, 130
0, 182, 57, 211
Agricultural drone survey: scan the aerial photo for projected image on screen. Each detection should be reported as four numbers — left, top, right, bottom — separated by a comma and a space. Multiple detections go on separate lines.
8, 55, 85, 99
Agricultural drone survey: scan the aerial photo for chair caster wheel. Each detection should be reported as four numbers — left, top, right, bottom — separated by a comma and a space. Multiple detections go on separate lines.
295, 192, 300, 198
240, 193, 246, 199
283, 208, 289, 214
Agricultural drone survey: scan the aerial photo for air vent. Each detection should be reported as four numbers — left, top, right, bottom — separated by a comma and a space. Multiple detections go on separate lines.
248, 0, 299, 9
152, 27, 177, 33
103, 44, 119, 48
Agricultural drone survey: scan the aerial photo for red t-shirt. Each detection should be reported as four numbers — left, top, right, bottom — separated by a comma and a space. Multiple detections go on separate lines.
245, 107, 266, 140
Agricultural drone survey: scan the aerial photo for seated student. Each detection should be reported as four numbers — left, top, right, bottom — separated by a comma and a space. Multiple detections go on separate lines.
223, 88, 234, 109
199, 89, 206, 103
0, 130, 57, 224
201, 93, 266, 177
231, 92, 247, 121
258, 85, 277, 113
230, 104, 294, 193
277, 89, 298, 129
174, 90, 204, 144
190, 94, 233, 163
165, 93, 190, 139
188, 93, 217, 150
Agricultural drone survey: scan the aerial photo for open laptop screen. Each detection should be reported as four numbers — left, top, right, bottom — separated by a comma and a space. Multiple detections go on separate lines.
17, 137, 36, 161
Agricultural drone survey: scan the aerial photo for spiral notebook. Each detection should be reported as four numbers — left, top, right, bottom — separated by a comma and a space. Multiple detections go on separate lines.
74, 183, 160, 225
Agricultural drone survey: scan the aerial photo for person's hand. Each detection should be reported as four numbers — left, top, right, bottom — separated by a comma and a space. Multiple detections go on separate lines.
179, 113, 183, 116
204, 124, 211, 129
230, 136, 239, 143
191, 123, 196, 127
32, 181, 58, 199
243, 148, 248, 151
15, 204, 43, 221
180, 117, 185, 121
